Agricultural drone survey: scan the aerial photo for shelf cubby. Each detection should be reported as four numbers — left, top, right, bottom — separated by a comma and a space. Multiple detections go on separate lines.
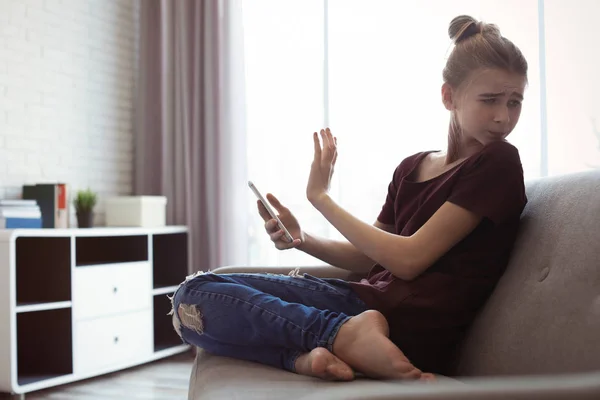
16, 237, 71, 306
152, 232, 188, 288
153, 293, 183, 352
75, 235, 148, 266
17, 308, 73, 385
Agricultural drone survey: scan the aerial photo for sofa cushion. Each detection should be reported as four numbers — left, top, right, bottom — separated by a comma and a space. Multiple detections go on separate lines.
188, 349, 463, 400
188, 350, 600, 400
294, 371, 600, 400
455, 169, 600, 376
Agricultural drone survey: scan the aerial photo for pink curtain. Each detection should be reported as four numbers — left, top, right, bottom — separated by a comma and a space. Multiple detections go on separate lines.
134, 0, 249, 273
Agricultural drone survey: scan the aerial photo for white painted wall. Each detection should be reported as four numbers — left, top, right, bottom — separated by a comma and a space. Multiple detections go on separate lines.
0, 0, 139, 226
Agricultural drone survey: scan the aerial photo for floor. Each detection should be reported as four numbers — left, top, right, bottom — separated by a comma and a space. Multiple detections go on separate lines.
7, 351, 195, 400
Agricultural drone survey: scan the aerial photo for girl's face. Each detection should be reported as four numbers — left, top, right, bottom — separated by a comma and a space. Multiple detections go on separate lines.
444, 68, 527, 147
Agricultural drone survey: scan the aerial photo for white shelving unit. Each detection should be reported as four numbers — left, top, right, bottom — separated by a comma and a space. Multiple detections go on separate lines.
0, 226, 190, 396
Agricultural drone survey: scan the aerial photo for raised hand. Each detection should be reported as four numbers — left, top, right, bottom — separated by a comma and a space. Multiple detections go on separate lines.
306, 128, 337, 206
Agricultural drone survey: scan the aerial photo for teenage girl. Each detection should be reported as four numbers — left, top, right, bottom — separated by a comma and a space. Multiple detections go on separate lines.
171, 15, 528, 381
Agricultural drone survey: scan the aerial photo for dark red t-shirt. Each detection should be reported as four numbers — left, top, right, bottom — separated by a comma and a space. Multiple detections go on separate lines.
349, 140, 527, 375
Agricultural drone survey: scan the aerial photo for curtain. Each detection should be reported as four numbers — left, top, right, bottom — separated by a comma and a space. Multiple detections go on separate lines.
135, 0, 249, 273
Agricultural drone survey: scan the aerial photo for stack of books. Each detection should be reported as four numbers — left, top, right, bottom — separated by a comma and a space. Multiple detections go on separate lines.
22, 183, 69, 228
0, 199, 42, 229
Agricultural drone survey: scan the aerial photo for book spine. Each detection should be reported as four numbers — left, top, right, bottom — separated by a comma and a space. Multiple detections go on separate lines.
2, 217, 42, 229
56, 183, 68, 228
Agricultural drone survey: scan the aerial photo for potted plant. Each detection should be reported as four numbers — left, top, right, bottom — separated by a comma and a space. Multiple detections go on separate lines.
74, 188, 98, 228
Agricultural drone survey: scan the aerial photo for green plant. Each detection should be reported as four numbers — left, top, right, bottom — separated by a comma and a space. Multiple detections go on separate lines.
74, 188, 98, 213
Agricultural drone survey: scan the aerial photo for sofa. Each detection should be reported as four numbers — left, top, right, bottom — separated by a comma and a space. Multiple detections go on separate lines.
187, 169, 600, 400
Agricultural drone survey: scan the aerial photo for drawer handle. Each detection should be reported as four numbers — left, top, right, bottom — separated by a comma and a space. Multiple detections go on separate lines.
113, 287, 118, 294
114, 336, 119, 344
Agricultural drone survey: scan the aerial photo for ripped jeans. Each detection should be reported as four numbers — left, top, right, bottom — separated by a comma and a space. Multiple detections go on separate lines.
169, 271, 368, 372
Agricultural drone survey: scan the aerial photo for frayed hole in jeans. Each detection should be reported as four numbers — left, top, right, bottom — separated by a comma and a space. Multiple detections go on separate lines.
288, 267, 303, 278
264, 267, 304, 278
167, 271, 206, 338
167, 294, 183, 337
176, 303, 204, 336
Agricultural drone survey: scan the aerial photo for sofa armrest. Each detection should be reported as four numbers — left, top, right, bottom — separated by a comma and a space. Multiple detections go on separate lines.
211, 264, 366, 282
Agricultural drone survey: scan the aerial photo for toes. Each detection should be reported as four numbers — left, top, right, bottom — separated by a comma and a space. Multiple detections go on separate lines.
419, 372, 437, 383
407, 368, 423, 380
391, 357, 422, 380
326, 363, 354, 381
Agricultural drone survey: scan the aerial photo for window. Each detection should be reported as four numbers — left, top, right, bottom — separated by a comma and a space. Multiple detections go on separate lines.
243, 1, 325, 267
327, 0, 541, 235
544, 0, 600, 175
242, 0, 599, 267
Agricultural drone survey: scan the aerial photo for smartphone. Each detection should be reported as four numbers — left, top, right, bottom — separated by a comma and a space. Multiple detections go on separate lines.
248, 180, 294, 243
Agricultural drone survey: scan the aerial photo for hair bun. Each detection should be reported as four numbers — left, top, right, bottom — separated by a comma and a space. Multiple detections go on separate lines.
448, 15, 481, 44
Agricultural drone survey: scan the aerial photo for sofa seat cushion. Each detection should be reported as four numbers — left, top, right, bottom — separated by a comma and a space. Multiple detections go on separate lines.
188, 349, 463, 400
188, 350, 600, 400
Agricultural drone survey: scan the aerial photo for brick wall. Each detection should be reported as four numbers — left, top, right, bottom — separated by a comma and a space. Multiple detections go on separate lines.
0, 0, 139, 226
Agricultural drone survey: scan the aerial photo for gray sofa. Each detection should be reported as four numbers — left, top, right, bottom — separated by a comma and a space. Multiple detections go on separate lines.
187, 169, 600, 400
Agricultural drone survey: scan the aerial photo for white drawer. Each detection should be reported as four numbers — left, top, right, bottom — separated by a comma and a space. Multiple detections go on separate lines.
74, 310, 153, 374
74, 261, 151, 320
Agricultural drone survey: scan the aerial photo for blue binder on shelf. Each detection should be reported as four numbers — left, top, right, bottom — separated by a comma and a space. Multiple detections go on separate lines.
0, 217, 42, 229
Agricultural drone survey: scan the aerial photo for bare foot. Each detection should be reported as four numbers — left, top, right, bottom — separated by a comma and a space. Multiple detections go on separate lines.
332, 310, 423, 380
294, 347, 354, 381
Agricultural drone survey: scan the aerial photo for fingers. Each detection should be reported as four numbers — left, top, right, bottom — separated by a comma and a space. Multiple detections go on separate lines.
276, 237, 302, 250
265, 222, 301, 249
313, 131, 321, 162
319, 128, 336, 152
318, 128, 337, 163
331, 136, 338, 167
269, 228, 286, 242
320, 128, 331, 148
326, 128, 335, 149
257, 194, 287, 222
256, 196, 301, 250
323, 128, 335, 149
257, 200, 271, 222
264, 218, 278, 233
266, 193, 286, 212
269, 228, 294, 244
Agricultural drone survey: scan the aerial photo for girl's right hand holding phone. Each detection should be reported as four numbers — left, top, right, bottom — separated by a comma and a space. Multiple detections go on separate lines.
257, 193, 304, 250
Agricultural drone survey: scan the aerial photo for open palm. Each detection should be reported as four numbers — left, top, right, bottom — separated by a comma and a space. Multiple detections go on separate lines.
307, 128, 338, 204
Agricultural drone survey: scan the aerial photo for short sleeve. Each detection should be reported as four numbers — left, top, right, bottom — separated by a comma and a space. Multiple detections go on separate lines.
377, 163, 403, 224
377, 154, 420, 224
447, 141, 527, 225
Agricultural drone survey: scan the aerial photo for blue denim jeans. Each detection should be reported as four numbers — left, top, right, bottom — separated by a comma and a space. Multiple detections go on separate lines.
170, 271, 368, 372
